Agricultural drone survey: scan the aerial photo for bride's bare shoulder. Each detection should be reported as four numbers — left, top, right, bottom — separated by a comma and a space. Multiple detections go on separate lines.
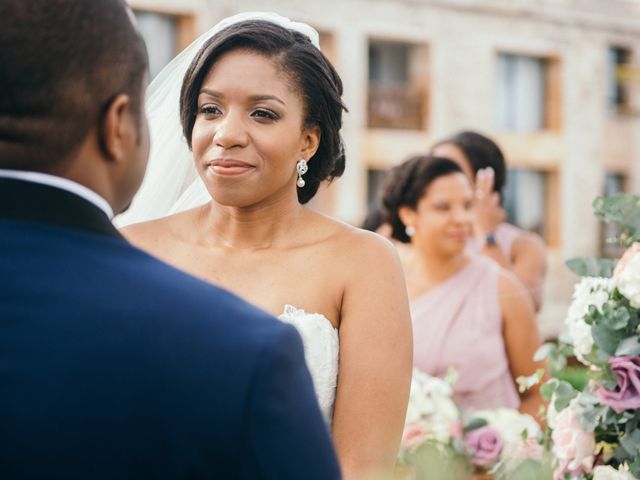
312, 211, 400, 264
120, 209, 195, 250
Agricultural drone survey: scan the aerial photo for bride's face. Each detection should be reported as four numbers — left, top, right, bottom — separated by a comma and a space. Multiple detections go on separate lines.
191, 48, 319, 208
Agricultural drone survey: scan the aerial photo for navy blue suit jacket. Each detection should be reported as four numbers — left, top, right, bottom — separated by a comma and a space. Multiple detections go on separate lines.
0, 178, 341, 479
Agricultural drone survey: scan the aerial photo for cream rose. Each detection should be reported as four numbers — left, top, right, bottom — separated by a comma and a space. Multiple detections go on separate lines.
551, 401, 595, 472
593, 465, 636, 480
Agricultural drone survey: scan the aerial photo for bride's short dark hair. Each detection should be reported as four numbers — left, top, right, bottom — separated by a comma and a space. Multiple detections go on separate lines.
180, 20, 347, 204
382, 156, 464, 243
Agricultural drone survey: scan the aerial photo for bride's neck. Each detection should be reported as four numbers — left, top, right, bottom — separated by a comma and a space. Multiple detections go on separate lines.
200, 193, 305, 250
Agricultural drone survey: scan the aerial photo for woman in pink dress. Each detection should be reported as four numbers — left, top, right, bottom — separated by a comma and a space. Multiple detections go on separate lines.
432, 131, 547, 311
382, 155, 544, 415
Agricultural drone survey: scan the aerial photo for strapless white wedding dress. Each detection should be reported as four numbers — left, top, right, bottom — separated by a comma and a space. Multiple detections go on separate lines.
278, 305, 339, 424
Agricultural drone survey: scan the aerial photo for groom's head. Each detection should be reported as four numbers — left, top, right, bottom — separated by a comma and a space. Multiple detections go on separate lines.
0, 0, 150, 214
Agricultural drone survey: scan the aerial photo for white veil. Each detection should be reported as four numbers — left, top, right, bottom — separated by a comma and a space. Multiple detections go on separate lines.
116, 12, 320, 227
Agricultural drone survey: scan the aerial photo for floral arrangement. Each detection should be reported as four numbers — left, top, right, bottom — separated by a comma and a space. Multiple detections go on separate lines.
398, 369, 470, 479
538, 194, 640, 480
464, 408, 544, 478
399, 369, 545, 479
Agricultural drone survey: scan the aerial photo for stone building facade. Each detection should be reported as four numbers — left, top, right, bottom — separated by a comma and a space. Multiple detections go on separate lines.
128, 0, 640, 336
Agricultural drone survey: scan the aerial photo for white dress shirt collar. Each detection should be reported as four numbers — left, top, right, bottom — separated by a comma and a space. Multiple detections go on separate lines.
0, 169, 114, 219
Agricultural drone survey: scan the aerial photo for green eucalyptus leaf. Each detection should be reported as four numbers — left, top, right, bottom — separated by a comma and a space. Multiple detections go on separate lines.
540, 380, 557, 401
463, 417, 487, 433
620, 429, 640, 456
507, 458, 553, 480
565, 257, 616, 278
534, 343, 557, 362
614, 444, 632, 462
600, 303, 631, 330
630, 456, 640, 478
580, 404, 608, 432
593, 193, 640, 235
553, 381, 579, 411
592, 324, 626, 356
615, 336, 640, 356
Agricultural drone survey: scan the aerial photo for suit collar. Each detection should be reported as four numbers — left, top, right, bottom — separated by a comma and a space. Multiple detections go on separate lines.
0, 178, 122, 238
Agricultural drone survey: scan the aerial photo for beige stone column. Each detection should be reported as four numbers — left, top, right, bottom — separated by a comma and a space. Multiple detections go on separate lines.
561, 38, 607, 259
333, 27, 368, 223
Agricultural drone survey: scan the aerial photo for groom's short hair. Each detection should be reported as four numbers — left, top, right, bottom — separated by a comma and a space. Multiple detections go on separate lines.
0, 0, 148, 171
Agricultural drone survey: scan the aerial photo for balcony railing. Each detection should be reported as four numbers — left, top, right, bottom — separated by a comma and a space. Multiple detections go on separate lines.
368, 82, 427, 130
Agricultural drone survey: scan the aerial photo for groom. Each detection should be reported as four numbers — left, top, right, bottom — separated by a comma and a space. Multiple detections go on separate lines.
0, 1, 340, 479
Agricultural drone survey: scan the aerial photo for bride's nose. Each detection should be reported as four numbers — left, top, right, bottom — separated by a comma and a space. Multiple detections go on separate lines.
213, 110, 249, 149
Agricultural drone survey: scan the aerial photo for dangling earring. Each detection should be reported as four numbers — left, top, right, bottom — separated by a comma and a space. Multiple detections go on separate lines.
405, 225, 415, 237
296, 159, 308, 188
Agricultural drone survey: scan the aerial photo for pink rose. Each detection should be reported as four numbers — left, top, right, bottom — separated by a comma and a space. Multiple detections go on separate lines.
512, 437, 544, 462
551, 406, 594, 473
465, 426, 503, 468
614, 243, 640, 277
597, 356, 640, 413
402, 424, 428, 450
450, 421, 463, 440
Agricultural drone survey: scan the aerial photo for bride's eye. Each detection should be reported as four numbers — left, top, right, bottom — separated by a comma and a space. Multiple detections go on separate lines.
251, 108, 279, 121
198, 104, 222, 116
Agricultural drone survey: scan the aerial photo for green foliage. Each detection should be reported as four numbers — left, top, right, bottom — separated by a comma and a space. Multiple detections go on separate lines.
586, 299, 640, 359
565, 257, 616, 277
535, 342, 573, 372
616, 336, 640, 356
463, 417, 487, 433
501, 457, 553, 480
630, 456, 640, 478
620, 429, 640, 457
540, 379, 578, 410
565, 194, 640, 278
593, 193, 640, 245
553, 367, 589, 391
407, 441, 472, 480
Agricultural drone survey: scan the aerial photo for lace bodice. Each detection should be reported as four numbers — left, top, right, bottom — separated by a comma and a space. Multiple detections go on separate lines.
278, 305, 339, 424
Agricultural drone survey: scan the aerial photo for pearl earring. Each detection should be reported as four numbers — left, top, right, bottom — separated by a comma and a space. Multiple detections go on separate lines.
405, 225, 415, 237
296, 159, 308, 188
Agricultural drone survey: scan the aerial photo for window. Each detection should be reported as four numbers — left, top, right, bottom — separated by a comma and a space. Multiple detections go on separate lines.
502, 169, 547, 236
607, 46, 632, 116
134, 11, 178, 79
368, 40, 428, 130
496, 54, 552, 132
366, 168, 389, 210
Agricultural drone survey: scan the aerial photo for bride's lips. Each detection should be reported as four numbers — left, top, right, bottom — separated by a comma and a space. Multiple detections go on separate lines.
207, 159, 256, 176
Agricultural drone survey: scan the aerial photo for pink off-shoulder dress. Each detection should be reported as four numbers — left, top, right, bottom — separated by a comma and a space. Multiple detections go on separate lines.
411, 255, 520, 410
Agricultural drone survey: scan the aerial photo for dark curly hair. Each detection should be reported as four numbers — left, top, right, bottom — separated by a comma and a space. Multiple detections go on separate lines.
0, 0, 147, 171
180, 20, 347, 204
382, 155, 463, 243
433, 130, 507, 195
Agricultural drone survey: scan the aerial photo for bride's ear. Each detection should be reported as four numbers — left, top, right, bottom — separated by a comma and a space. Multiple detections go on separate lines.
300, 124, 321, 160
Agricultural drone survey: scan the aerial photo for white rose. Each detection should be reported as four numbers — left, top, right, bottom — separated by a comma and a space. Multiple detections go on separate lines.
593, 465, 637, 480
406, 369, 458, 426
563, 277, 613, 362
615, 253, 640, 308
428, 396, 460, 443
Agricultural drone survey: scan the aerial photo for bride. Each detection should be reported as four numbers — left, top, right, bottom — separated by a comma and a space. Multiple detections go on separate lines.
120, 12, 412, 479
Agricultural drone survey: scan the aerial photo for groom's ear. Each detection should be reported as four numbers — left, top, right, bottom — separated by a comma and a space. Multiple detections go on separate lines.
98, 93, 137, 163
